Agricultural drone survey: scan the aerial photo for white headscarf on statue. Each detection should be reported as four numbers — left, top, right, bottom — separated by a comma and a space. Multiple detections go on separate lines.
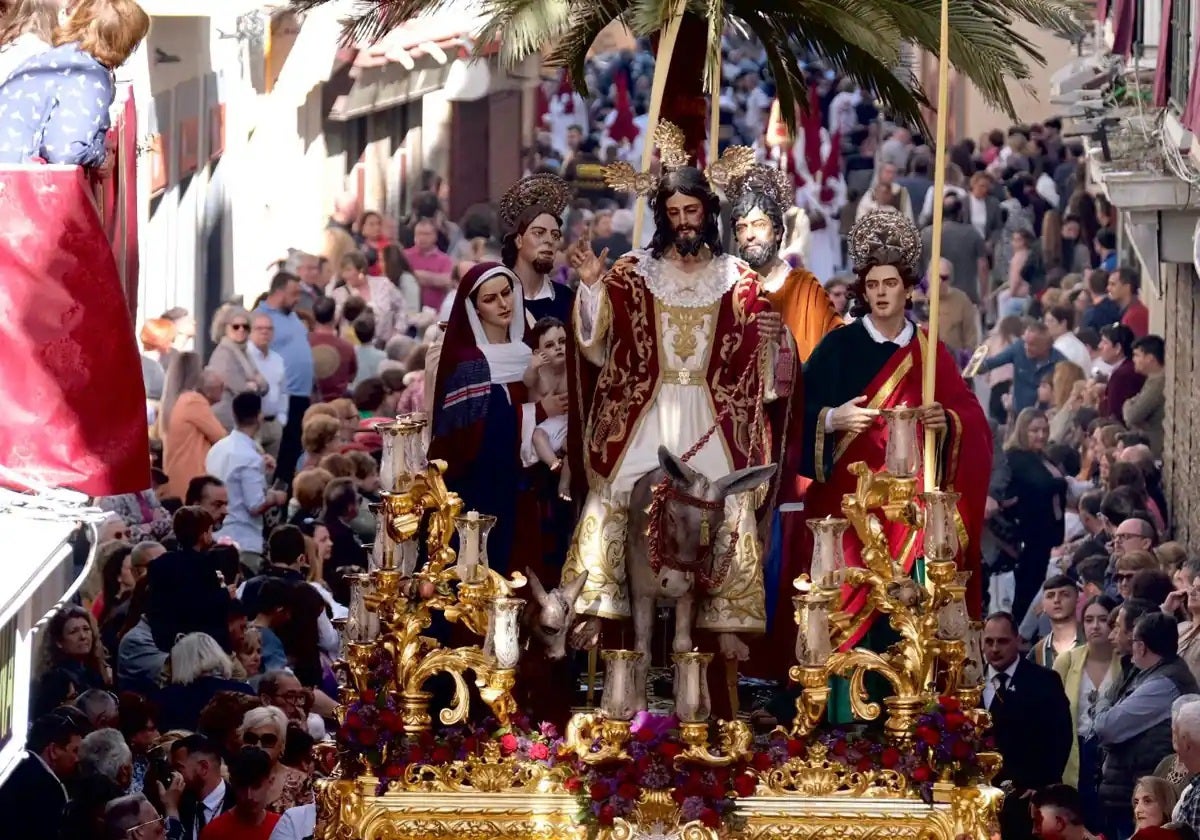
462, 263, 531, 384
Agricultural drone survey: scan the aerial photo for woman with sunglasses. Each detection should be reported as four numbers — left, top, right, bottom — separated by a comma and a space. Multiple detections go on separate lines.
208, 305, 269, 432
1054, 593, 1120, 830
238, 706, 312, 814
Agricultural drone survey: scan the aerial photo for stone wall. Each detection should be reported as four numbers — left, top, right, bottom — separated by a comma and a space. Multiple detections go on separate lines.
1162, 263, 1200, 549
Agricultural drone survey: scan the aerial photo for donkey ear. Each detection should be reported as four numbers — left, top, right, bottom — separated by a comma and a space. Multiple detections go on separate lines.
659, 446, 699, 486
526, 567, 548, 603
714, 463, 778, 498
561, 572, 588, 605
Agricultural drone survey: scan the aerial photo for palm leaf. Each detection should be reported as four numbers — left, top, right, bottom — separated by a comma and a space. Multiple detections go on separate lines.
289, 0, 1085, 130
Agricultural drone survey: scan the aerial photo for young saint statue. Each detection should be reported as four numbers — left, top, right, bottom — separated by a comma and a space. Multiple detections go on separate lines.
798, 212, 992, 684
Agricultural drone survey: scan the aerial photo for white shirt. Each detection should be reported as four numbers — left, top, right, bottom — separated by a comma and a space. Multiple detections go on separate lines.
268, 804, 316, 840
969, 195, 989, 238
1053, 332, 1092, 375
247, 344, 288, 425
199, 780, 227, 830
982, 658, 1020, 708
206, 430, 268, 553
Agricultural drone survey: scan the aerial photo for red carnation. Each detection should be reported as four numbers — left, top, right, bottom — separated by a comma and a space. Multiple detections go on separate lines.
938, 696, 961, 713
564, 776, 581, 793
598, 805, 616, 826
408, 746, 424, 763
344, 711, 364, 730
659, 741, 683, 759
916, 727, 941, 746
786, 739, 805, 757
384, 762, 404, 778
832, 739, 849, 757
944, 711, 967, 731
463, 737, 478, 753
617, 783, 639, 801
700, 808, 721, 828
880, 747, 901, 769
590, 781, 611, 802
951, 739, 972, 760
358, 726, 378, 746
431, 746, 453, 764
856, 757, 874, 772
362, 689, 377, 704
499, 734, 519, 755
734, 773, 757, 797
378, 710, 402, 732
912, 765, 932, 783
529, 742, 550, 761
753, 752, 773, 772
635, 727, 656, 743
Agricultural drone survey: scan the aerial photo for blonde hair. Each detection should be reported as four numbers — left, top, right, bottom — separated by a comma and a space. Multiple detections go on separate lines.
319, 453, 354, 478
1051, 362, 1085, 408
240, 705, 288, 742
292, 467, 333, 512
302, 403, 339, 424
329, 397, 357, 422
1116, 550, 1159, 575
1156, 541, 1189, 572
54, 0, 149, 68
169, 632, 233, 685
301, 415, 341, 455
1133, 775, 1177, 818
1003, 408, 1048, 452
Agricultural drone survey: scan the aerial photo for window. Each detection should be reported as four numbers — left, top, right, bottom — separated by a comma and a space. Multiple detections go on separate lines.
1169, 0, 1192, 110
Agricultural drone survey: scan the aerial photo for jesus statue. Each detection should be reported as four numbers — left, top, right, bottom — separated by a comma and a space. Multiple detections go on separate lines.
561, 131, 796, 663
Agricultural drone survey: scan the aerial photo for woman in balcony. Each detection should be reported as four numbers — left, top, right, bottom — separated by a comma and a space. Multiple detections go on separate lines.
0, 0, 148, 166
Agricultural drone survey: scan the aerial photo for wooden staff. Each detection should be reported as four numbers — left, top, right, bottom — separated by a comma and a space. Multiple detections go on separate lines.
922, 0, 952, 492
709, 51, 722, 167
631, 0, 689, 248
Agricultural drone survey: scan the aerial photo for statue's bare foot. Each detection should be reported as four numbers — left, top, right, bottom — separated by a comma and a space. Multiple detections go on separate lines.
569, 616, 601, 650
718, 632, 750, 661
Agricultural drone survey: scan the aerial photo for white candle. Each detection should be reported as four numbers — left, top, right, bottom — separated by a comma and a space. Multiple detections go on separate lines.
459, 511, 480, 580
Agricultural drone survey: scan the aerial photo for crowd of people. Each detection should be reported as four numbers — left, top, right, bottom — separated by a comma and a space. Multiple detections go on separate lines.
0, 11, 1191, 840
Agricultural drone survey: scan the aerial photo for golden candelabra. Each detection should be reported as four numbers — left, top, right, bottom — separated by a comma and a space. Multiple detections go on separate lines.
336, 414, 526, 745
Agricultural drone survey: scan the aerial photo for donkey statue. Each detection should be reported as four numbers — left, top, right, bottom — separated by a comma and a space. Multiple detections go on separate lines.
512, 569, 588, 728
626, 446, 777, 711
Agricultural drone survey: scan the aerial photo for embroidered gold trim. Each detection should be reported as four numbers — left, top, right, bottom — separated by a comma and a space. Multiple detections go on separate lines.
833, 344, 916, 464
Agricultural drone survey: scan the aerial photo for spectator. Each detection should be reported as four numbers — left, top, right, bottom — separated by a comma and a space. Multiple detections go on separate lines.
146, 506, 231, 652
405, 217, 455, 312
0, 710, 86, 839
1173, 699, 1200, 831
198, 746, 279, 840
920, 193, 987, 305
103, 792, 177, 840
1125, 336, 1166, 457
171, 733, 236, 840
1030, 574, 1082, 668
321, 478, 368, 606
187, 476, 230, 532
237, 707, 311, 814
1083, 267, 1122, 331
75, 688, 119, 730
1110, 267, 1150, 338
983, 612, 1073, 840
1044, 304, 1093, 373
352, 316, 387, 385
249, 581, 293, 673
1134, 776, 1179, 834
161, 354, 228, 500
980, 320, 1065, 414
246, 313, 289, 464
308, 297, 357, 403
78, 727, 133, 790
1097, 612, 1200, 839
256, 272, 313, 486
330, 251, 407, 346
1099, 323, 1145, 420
206, 393, 287, 573
157, 633, 254, 732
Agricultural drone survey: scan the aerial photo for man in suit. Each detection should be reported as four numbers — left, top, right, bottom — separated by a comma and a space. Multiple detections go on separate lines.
146, 506, 231, 652
983, 612, 1073, 840
171, 733, 236, 840
0, 710, 86, 839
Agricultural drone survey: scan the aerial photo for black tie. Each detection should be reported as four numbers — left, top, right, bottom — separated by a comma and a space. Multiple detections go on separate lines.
991, 671, 1009, 708
195, 807, 207, 840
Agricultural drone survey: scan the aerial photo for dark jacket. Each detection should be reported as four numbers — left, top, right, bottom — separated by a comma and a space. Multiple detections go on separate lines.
0, 752, 68, 840
154, 676, 255, 733
146, 546, 231, 652
1098, 655, 1199, 815
988, 657, 1074, 793
177, 780, 238, 840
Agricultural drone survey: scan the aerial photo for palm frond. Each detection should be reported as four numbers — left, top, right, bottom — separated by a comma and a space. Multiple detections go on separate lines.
476, 0, 573, 68
543, 0, 630, 93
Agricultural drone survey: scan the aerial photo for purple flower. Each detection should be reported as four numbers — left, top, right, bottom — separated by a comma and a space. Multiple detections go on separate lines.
539, 721, 559, 739
680, 796, 706, 822
631, 711, 678, 740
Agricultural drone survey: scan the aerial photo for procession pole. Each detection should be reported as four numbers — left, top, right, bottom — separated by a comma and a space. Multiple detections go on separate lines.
708, 53, 722, 167
921, 0, 952, 492
631, 0, 689, 247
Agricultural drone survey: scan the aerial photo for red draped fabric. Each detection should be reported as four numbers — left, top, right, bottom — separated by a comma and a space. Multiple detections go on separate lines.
94, 87, 140, 320
1184, 5, 1200, 132
1096, 0, 1109, 22
1153, 0, 1175, 107
1111, 0, 1136, 58
798, 331, 992, 651
0, 166, 149, 495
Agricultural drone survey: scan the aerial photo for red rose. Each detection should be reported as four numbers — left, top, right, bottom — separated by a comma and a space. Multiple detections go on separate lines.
700, 808, 721, 828
378, 710, 402, 732
832, 739, 849, 757
358, 726, 378, 746
912, 765, 932, 783
951, 739, 972, 760
916, 727, 941, 746
529, 742, 550, 761
938, 696, 961, 713
361, 689, 377, 704
344, 711, 364, 731
384, 762, 403, 778
635, 727, 656, 743
659, 742, 683, 760
499, 734, 519, 755
753, 752, 773, 772
880, 747, 901, 769
786, 739, 805, 757
708, 783, 725, 800
944, 711, 967, 731
408, 746, 424, 763
671, 786, 687, 804
463, 737, 477, 753
590, 781, 611, 802
598, 805, 616, 826
431, 746, 453, 764
856, 757, 874, 773
564, 776, 581, 793
734, 773, 757, 797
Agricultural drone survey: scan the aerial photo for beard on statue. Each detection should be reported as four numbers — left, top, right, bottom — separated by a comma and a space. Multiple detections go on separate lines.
649, 167, 723, 260
740, 237, 779, 271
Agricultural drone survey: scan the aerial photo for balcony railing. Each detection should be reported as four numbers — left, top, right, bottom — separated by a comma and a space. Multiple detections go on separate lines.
1169, 0, 1192, 111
